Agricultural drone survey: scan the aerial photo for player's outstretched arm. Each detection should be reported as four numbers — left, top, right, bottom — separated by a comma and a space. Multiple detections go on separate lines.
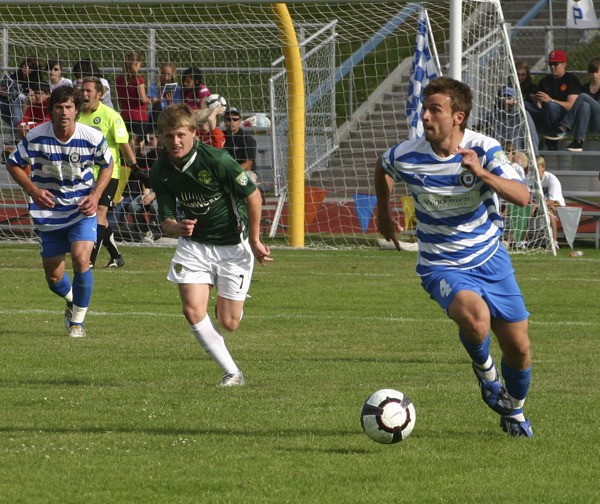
374, 157, 402, 251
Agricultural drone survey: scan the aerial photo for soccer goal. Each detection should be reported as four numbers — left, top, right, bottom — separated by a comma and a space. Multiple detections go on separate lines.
0, 0, 553, 253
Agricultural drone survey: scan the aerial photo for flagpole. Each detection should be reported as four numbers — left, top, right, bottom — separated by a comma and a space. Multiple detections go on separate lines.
449, 0, 462, 80
424, 9, 442, 75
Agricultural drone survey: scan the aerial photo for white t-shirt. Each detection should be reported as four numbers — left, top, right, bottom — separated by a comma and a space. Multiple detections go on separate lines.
541, 171, 566, 206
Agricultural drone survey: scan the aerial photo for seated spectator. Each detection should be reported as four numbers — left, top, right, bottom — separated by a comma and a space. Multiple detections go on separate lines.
115, 51, 151, 145
223, 107, 258, 182
529, 50, 583, 150
0, 57, 41, 137
181, 67, 211, 110
515, 60, 538, 115
482, 86, 539, 154
126, 129, 162, 241
544, 57, 600, 152
47, 60, 72, 91
196, 105, 226, 148
147, 62, 182, 127
16, 77, 51, 140
534, 155, 565, 247
72, 60, 114, 108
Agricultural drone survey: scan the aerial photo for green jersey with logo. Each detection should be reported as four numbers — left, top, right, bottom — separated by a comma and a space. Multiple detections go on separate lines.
78, 102, 129, 179
150, 141, 257, 245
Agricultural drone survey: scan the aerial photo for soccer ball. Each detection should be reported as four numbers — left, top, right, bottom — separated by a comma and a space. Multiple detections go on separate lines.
205, 93, 227, 110
360, 388, 416, 444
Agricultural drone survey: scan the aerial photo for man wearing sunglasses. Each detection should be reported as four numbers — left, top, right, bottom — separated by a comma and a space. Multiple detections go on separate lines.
530, 49, 583, 150
223, 107, 258, 183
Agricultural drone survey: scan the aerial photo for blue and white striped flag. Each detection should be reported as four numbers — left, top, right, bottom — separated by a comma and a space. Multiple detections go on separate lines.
406, 9, 439, 140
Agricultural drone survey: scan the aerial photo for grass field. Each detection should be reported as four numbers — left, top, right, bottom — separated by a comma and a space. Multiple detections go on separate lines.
1, 243, 599, 503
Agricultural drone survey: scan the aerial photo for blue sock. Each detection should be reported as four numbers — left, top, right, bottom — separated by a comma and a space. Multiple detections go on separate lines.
501, 359, 532, 404
48, 273, 72, 300
73, 269, 94, 308
459, 332, 491, 367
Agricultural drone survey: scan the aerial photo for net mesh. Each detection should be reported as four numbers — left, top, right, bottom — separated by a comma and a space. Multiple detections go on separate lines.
0, 0, 552, 252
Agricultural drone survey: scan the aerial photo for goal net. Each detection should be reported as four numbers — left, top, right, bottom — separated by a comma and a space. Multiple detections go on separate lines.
0, 0, 552, 253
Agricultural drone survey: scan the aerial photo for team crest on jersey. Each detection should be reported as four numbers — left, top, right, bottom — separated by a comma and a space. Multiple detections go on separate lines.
236, 172, 249, 186
459, 170, 475, 188
93, 117, 101, 125
494, 150, 510, 164
174, 263, 183, 274
69, 152, 81, 163
197, 170, 212, 184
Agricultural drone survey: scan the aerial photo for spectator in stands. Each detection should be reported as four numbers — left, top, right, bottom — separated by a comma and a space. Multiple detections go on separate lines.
534, 155, 565, 247
126, 128, 162, 242
223, 107, 258, 182
0, 57, 41, 137
147, 62, 182, 128
196, 105, 226, 148
529, 50, 583, 150
515, 60, 538, 114
482, 86, 539, 155
16, 76, 51, 140
181, 67, 211, 110
544, 57, 600, 152
47, 60, 72, 91
72, 60, 114, 108
115, 51, 151, 145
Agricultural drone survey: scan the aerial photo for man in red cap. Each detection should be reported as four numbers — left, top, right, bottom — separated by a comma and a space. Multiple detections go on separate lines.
530, 49, 583, 150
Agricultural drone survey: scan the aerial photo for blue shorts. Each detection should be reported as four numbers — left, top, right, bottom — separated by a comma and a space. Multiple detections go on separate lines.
39, 217, 97, 258
421, 260, 529, 323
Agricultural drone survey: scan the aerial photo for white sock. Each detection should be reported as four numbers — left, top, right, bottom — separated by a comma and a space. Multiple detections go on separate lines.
70, 305, 88, 325
474, 356, 497, 382
190, 315, 239, 375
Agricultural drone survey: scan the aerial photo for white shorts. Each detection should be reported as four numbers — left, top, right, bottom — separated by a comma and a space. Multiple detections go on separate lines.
167, 237, 255, 301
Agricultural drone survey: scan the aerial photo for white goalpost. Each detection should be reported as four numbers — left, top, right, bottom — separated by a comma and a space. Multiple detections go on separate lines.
0, 0, 553, 253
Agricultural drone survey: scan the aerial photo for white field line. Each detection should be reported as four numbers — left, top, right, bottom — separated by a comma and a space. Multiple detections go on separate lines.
0, 308, 594, 327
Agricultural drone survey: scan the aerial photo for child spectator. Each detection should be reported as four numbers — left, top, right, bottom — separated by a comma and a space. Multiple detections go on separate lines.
115, 51, 151, 143
16, 78, 51, 140
534, 155, 565, 247
195, 105, 226, 148
147, 62, 182, 127
181, 67, 211, 110
47, 60, 72, 91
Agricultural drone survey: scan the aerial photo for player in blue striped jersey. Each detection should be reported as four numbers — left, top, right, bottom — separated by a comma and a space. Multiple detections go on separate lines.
375, 77, 534, 437
6, 85, 113, 338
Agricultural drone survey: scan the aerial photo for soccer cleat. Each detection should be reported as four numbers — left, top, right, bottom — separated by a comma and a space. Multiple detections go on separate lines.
105, 255, 125, 268
472, 362, 513, 415
544, 130, 567, 141
64, 305, 73, 330
219, 372, 246, 387
565, 140, 583, 152
68, 324, 86, 338
500, 416, 534, 438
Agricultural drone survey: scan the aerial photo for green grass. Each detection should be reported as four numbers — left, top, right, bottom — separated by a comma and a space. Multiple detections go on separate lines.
1, 243, 599, 503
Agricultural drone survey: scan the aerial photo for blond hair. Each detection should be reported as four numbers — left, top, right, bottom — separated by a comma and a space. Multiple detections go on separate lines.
157, 103, 197, 134
195, 108, 212, 126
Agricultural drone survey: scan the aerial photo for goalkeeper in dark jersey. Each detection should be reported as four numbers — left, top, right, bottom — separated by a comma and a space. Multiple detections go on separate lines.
151, 103, 272, 387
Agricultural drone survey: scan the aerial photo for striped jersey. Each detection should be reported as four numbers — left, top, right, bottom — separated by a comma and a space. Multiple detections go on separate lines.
381, 128, 524, 277
8, 121, 112, 232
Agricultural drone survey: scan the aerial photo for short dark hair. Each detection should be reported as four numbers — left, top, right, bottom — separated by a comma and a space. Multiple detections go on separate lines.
82, 75, 104, 94
48, 85, 82, 120
588, 58, 600, 74
423, 77, 472, 130
182, 66, 203, 84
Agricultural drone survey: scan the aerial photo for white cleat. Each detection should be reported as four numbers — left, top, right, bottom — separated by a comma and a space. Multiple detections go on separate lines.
68, 324, 86, 338
219, 372, 246, 387
64, 306, 73, 330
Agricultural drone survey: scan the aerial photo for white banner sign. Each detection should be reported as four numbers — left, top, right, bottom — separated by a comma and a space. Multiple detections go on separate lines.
567, 0, 600, 29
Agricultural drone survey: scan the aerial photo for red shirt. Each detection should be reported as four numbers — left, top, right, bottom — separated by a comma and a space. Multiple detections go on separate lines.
182, 84, 211, 110
198, 127, 225, 148
115, 74, 147, 121
22, 99, 51, 127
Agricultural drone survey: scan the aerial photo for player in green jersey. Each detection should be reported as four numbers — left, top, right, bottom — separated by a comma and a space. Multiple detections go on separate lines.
151, 103, 272, 386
